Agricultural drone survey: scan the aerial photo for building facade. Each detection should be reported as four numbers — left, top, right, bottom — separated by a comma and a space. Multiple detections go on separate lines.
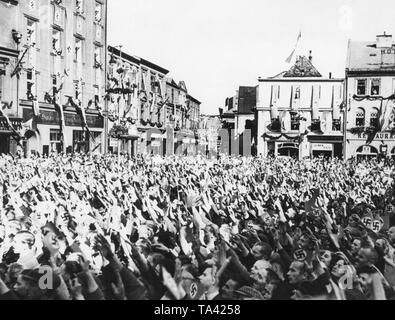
345, 33, 395, 160
221, 86, 257, 156
0, 0, 108, 155
198, 114, 222, 157
257, 55, 344, 159
106, 46, 201, 156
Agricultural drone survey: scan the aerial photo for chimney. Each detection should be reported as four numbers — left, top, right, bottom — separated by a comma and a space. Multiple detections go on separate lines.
309, 50, 313, 62
329, 72, 332, 79
376, 32, 392, 48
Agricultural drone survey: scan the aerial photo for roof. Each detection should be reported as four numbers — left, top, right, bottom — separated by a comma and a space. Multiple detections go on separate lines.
187, 94, 201, 105
178, 81, 187, 92
108, 46, 169, 75
166, 77, 179, 88
283, 56, 322, 78
346, 39, 395, 74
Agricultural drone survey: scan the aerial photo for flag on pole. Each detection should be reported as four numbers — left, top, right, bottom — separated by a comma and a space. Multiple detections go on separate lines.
285, 31, 302, 64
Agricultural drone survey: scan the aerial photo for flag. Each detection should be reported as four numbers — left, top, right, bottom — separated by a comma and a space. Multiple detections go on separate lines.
381, 99, 395, 132
366, 100, 387, 145
32, 99, 40, 117
285, 31, 302, 64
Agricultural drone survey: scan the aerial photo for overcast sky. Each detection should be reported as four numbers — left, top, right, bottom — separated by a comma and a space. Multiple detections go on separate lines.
108, 0, 395, 115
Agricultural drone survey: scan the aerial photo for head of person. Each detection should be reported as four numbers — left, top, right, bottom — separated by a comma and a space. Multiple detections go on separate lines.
320, 250, 332, 268
220, 278, 240, 300
348, 214, 361, 228
251, 242, 272, 261
41, 223, 60, 255
13, 231, 35, 255
287, 261, 312, 285
7, 263, 23, 285
357, 265, 378, 296
135, 238, 151, 257
296, 233, 314, 251
375, 238, 390, 255
351, 238, 362, 255
199, 266, 217, 291
356, 246, 378, 270
388, 227, 395, 245
330, 253, 352, 280
13, 269, 47, 300
250, 260, 270, 287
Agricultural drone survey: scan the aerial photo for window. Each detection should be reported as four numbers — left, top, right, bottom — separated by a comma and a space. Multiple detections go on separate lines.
75, 80, 83, 101
50, 129, 62, 153
332, 119, 341, 131
294, 86, 301, 99
357, 79, 367, 95
370, 108, 379, 128
371, 79, 381, 96
150, 73, 156, 93
52, 29, 62, 55
76, 0, 84, 14
52, 29, 62, 75
356, 108, 365, 127
290, 112, 300, 131
311, 119, 321, 132
95, 2, 103, 23
94, 46, 101, 86
27, 19, 37, 46
75, 38, 83, 79
52, 75, 57, 97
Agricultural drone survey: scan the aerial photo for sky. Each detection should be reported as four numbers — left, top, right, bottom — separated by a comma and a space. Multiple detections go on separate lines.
108, 0, 395, 115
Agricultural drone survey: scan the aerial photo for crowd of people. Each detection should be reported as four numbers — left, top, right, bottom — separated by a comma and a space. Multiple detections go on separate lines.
0, 152, 395, 300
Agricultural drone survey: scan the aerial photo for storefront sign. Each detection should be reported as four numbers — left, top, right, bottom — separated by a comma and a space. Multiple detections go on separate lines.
356, 132, 395, 140
311, 143, 333, 151
151, 140, 161, 147
109, 138, 118, 148
23, 109, 104, 128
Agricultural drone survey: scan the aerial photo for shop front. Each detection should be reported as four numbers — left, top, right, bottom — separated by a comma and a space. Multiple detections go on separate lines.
356, 145, 379, 160
277, 142, 299, 158
308, 135, 343, 159
23, 106, 104, 155
0, 116, 23, 154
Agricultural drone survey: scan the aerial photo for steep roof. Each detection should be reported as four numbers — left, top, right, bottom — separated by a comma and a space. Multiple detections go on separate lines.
178, 81, 188, 92
283, 55, 322, 78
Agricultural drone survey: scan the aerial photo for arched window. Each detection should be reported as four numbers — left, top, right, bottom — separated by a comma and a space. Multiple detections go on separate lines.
370, 108, 379, 128
355, 108, 365, 127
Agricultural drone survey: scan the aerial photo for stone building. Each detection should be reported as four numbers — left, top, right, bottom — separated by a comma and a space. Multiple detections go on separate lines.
0, 0, 108, 155
345, 33, 395, 160
106, 46, 201, 156
257, 54, 344, 159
